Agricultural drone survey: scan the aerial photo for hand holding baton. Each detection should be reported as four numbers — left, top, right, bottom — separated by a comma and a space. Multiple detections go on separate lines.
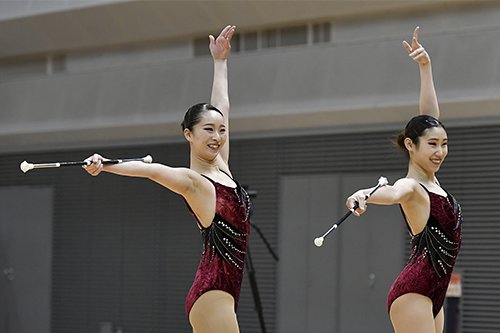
314, 176, 389, 247
20, 155, 153, 173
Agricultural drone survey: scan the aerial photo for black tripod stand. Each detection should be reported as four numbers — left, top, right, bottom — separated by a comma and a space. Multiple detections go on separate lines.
244, 188, 279, 333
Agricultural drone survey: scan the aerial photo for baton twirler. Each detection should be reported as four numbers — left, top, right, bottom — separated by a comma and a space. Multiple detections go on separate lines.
20, 155, 153, 173
314, 176, 389, 247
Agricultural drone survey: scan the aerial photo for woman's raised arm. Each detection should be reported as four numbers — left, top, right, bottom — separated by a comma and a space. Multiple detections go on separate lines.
209, 25, 235, 165
403, 26, 440, 119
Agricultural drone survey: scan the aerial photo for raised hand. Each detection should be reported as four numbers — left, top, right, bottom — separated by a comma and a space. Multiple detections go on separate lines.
209, 25, 236, 60
403, 26, 430, 65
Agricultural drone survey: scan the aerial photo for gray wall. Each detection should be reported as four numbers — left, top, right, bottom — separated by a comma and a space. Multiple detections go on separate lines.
1, 1, 500, 332
1, 2, 500, 153
278, 173, 405, 333
0, 186, 52, 333
1, 122, 499, 332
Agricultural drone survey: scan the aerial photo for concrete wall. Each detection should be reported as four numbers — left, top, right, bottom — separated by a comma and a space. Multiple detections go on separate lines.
1, 1, 499, 153
1, 3, 500, 332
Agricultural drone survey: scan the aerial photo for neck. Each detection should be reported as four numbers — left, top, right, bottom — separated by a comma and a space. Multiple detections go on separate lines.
406, 160, 436, 185
190, 152, 219, 174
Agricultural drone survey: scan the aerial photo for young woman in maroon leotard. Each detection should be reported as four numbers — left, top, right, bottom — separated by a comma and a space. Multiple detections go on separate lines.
83, 25, 251, 333
346, 27, 462, 333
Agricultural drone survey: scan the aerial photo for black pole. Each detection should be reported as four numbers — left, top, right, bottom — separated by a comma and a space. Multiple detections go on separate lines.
250, 221, 279, 262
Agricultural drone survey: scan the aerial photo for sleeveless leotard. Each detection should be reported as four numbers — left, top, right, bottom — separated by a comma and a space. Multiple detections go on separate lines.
387, 185, 462, 317
184, 174, 251, 317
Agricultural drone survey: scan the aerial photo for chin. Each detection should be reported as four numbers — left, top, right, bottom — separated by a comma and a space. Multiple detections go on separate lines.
204, 153, 219, 161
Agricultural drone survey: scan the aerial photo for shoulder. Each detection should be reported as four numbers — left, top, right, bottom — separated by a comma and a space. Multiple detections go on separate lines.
186, 168, 214, 188
168, 167, 215, 198
393, 178, 426, 202
393, 177, 419, 189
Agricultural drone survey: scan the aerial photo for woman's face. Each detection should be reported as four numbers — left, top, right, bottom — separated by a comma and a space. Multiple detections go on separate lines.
408, 126, 448, 173
184, 110, 227, 161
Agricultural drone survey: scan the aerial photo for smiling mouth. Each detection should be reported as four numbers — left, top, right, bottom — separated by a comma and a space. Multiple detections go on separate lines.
431, 159, 442, 165
208, 144, 219, 150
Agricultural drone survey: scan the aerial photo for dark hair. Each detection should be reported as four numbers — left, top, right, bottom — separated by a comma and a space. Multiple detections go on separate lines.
395, 115, 445, 155
181, 103, 223, 131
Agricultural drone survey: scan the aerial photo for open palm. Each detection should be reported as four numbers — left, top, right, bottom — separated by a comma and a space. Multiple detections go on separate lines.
209, 25, 236, 60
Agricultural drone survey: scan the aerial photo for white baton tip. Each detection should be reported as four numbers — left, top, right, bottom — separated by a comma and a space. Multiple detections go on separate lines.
314, 237, 324, 247
143, 155, 153, 163
20, 161, 33, 173
378, 176, 389, 186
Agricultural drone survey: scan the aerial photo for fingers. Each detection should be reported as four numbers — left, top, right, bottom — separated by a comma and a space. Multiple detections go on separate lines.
216, 25, 236, 42
408, 46, 429, 64
413, 52, 429, 63
354, 197, 367, 216
218, 25, 232, 38
215, 25, 234, 45
413, 26, 420, 43
402, 40, 412, 53
82, 153, 103, 176
209, 25, 236, 60
221, 25, 235, 38
412, 36, 422, 49
346, 195, 367, 216
409, 46, 425, 58
412, 26, 421, 48
225, 25, 236, 42
403, 26, 422, 53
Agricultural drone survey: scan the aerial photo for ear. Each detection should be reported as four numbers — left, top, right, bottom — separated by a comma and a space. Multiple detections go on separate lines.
183, 128, 193, 142
404, 137, 414, 152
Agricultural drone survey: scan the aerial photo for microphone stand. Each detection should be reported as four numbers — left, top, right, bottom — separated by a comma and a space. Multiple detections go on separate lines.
244, 187, 279, 333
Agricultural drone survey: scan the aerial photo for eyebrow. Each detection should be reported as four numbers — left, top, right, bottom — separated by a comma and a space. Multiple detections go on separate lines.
202, 123, 226, 127
427, 137, 447, 141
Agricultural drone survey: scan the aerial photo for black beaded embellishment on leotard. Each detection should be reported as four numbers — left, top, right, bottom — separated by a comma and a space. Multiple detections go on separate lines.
408, 194, 462, 278
200, 185, 251, 270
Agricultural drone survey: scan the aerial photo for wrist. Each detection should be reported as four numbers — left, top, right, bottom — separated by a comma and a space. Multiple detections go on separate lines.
213, 58, 228, 63
419, 60, 431, 68
355, 189, 369, 199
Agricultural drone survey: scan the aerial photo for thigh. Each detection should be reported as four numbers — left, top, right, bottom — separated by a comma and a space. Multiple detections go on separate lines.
389, 293, 436, 333
434, 307, 444, 333
189, 290, 240, 333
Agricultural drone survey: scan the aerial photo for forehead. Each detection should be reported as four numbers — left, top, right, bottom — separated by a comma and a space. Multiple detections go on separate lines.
198, 110, 224, 124
422, 126, 447, 139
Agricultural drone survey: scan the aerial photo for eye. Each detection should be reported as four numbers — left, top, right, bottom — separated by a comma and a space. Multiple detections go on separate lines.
220, 128, 226, 134
204, 127, 214, 132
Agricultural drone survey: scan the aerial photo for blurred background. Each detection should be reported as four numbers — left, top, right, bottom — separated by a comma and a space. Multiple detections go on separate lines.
1, 1, 499, 332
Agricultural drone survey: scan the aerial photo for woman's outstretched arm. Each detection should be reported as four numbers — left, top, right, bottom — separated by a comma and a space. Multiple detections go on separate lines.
83, 153, 217, 226
83, 153, 198, 196
345, 178, 420, 216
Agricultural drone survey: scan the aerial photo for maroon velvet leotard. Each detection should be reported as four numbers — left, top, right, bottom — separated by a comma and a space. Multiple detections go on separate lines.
387, 185, 462, 317
184, 174, 251, 317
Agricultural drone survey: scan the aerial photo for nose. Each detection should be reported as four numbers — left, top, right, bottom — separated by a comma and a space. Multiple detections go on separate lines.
435, 146, 445, 157
213, 131, 220, 141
